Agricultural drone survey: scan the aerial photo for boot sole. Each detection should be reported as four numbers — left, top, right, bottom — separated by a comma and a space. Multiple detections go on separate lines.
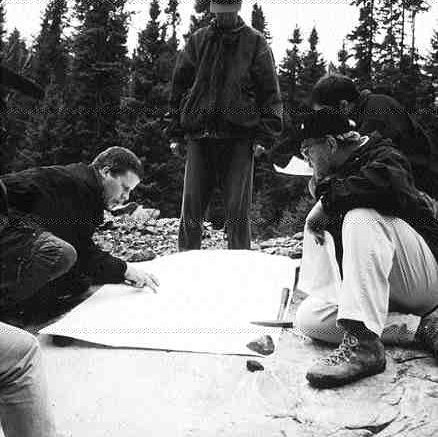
306, 361, 386, 389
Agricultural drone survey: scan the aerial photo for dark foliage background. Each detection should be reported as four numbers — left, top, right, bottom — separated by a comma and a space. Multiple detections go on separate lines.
1, 0, 437, 238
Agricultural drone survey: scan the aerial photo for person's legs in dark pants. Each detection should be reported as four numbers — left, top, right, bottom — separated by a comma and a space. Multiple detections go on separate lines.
178, 140, 216, 251
221, 139, 254, 250
0, 322, 56, 437
0, 230, 77, 313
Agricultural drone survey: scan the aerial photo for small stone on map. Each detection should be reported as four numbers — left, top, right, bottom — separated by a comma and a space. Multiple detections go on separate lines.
246, 335, 275, 356
246, 360, 265, 372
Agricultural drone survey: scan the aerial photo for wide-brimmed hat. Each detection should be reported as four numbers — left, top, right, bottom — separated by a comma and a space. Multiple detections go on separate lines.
210, 0, 242, 13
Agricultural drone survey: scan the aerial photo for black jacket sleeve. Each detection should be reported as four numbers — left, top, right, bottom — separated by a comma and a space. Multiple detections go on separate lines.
78, 238, 127, 285
0, 179, 8, 233
315, 146, 415, 217
251, 37, 283, 148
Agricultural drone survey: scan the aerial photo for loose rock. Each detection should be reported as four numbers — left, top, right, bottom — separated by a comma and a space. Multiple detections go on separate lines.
246, 335, 275, 356
246, 360, 265, 372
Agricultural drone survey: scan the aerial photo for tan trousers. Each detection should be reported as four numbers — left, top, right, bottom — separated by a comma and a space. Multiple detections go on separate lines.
296, 208, 438, 344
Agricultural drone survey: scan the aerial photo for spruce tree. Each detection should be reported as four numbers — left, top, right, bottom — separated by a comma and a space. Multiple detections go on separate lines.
426, 30, 438, 91
165, 0, 181, 50
186, 0, 212, 37
0, 0, 6, 55
25, 0, 71, 167
2, 30, 33, 171
31, 0, 69, 89
300, 27, 326, 98
337, 40, 352, 76
64, 0, 130, 163
251, 3, 271, 41
4, 29, 30, 73
118, 0, 184, 216
347, 0, 378, 88
279, 26, 302, 114
131, 0, 164, 108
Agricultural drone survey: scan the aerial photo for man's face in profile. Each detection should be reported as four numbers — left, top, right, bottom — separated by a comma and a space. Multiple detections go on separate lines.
100, 169, 140, 211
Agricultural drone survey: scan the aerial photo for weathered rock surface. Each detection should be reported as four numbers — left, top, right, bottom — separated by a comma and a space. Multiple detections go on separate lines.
40, 207, 437, 436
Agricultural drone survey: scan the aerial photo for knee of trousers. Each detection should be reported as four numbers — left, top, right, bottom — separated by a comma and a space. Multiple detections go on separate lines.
342, 208, 381, 229
0, 326, 41, 387
295, 297, 342, 343
53, 240, 77, 278
295, 297, 325, 336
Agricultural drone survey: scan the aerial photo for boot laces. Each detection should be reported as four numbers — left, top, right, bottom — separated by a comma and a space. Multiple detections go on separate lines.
320, 333, 359, 366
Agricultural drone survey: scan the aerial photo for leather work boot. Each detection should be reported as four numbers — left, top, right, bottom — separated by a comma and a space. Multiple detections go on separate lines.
415, 306, 438, 359
306, 331, 386, 388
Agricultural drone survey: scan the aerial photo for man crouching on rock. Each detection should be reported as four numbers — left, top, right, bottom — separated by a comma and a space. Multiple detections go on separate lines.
0, 146, 159, 319
294, 109, 438, 388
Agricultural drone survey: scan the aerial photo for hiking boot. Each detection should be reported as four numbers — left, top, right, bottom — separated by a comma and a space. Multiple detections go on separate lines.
415, 306, 438, 359
306, 332, 386, 388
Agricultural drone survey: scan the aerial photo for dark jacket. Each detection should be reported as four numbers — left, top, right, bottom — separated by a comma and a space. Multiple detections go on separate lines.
315, 134, 438, 264
1, 163, 127, 284
352, 90, 438, 198
167, 18, 283, 147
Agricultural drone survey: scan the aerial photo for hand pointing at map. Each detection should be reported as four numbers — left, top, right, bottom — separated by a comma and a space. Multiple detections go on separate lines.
125, 263, 160, 292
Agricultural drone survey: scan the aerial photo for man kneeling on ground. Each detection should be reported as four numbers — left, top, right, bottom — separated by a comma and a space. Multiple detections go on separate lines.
0, 146, 159, 319
295, 109, 438, 388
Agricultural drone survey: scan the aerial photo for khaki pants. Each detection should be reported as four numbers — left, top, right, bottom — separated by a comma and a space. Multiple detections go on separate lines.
0, 323, 56, 436
296, 208, 438, 344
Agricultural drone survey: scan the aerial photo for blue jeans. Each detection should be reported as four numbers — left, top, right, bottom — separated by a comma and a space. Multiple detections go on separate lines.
0, 322, 56, 436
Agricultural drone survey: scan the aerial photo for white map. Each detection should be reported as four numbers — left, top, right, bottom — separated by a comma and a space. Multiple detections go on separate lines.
40, 250, 299, 355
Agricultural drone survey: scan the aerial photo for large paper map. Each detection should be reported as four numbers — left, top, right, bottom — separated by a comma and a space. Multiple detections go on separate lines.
40, 250, 299, 355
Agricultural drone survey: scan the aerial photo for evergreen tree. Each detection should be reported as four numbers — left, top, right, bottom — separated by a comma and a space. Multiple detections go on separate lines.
3, 29, 30, 73
407, 0, 430, 65
337, 40, 352, 76
300, 27, 326, 98
26, 81, 71, 166
0, 0, 6, 55
31, 0, 69, 89
186, 0, 212, 38
165, 0, 181, 50
2, 30, 34, 172
117, 0, 184, 216
279, 26, 303, 118
426, 30, 438, 92
131, 0, 164, 108
63, 0, 130, 163
374, 0, 402, 94
347, 0, 378, 88
251, 3, 271, 41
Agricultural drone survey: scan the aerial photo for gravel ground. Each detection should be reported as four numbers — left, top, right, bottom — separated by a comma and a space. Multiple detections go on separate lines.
93, 205, 303, 262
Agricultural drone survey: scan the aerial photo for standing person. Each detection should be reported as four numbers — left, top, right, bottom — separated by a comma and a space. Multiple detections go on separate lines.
0, 64, 57, 436
167, 0, 283, 251
311, 74, 438, 200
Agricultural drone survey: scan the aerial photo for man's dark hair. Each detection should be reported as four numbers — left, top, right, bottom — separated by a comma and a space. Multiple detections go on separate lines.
312, 74, 360, 108
91, 147, 144, 179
